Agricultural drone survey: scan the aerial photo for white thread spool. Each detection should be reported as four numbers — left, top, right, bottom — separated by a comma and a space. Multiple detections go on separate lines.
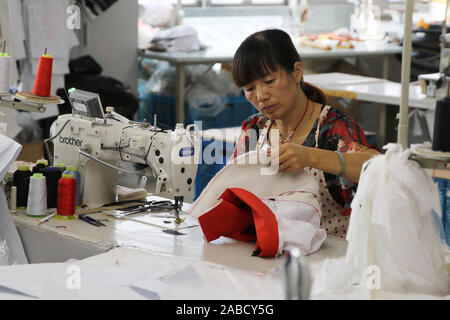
0, 54, 11, 94
27, 173, 48, 217
10, 186, 17, 213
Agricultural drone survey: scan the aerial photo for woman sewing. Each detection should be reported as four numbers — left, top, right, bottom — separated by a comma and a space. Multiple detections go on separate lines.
231, 29, 379, 238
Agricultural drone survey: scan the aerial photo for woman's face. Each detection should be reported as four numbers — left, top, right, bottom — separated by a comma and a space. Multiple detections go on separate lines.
243, 67, 299, 120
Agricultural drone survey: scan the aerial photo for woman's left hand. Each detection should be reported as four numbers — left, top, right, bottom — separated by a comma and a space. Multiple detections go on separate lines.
268, 143, 311, 174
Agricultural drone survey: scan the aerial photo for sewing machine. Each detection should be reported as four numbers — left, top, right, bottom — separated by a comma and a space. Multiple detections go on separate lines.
417, 31, 450, 98
50, 89, 201, 215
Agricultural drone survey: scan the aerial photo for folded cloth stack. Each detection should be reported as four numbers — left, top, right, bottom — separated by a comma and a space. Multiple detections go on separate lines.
189, 151, 327, 258
150, 25, 204, 52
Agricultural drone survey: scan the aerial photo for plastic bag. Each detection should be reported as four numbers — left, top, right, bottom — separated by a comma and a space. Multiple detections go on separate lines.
185, 65, 242, 117
186, 85, 224, 117
146, 62, 176, 95
312, 144, 449, 299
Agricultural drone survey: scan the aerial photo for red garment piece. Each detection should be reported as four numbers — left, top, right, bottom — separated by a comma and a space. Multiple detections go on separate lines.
198, 188, 280, 258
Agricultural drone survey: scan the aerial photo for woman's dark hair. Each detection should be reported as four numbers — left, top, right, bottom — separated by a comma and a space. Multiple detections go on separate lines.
232, 28, 326, 104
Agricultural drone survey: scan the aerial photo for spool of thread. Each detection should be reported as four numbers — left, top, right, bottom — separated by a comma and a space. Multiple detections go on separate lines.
0, 52, 10, 94
55, 163, 67, 173
57, 174, 77, 218
63, 166, 81, 207
32, 50, 53, 97
13, 166, 32, 208
10, 186, 17, 214
33, 159, 49, 174
42, 167, 61, 209
27, 173, 48, 218
432, 96, 450, 152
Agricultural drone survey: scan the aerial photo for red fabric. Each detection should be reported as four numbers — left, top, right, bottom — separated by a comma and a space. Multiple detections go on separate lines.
198, 189, 255, 243
198, 188, 280, 257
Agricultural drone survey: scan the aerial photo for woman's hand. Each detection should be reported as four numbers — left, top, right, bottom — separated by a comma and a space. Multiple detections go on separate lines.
268, 143, 311, 174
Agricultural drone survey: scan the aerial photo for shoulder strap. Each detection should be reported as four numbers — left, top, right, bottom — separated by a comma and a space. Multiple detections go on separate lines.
314, 105, 331, 148
257, 119, 272, 149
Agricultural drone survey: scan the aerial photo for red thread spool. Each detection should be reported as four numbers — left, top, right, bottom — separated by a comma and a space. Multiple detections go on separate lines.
32, 53, 53, 97
57, 174, 76, 217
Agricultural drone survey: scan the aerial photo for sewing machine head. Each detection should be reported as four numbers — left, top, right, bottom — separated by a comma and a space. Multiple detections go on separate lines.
50, 89, 201, 208
418, 33, 450, 99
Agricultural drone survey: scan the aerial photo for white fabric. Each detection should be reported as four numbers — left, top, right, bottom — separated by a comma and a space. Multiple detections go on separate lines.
21, 0, 79, 82
0, 107, 22, 139
189, 150, 326, 255
0, 0, 26, 87
23, 0, 79, 62
151, 25, 202, 52
311, 144, 449, 299
0, 134, 28, 265
0, 247, 283, 300
20, 0, 79, 121
262, 199, 326, 255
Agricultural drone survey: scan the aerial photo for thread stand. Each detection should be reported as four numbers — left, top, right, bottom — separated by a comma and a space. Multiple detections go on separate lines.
410, 144, 450, 171
0, 92, 64, 113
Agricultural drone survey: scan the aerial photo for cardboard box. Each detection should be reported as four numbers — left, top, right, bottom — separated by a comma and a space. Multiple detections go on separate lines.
16, 140, 44, 163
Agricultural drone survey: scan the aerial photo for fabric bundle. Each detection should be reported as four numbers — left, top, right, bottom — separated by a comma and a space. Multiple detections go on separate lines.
189, 151, 327, 257
150, 25, 204, 52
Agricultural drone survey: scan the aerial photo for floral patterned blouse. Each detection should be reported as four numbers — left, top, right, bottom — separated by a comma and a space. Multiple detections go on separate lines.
232, 105, 377, 213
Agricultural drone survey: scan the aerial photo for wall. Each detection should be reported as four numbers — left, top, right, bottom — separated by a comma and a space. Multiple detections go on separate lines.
71, 0, 138, 94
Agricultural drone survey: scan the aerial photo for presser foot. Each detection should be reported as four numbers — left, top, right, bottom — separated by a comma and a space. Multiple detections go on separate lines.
173, 196, 185, 224
174, 210, 186, 224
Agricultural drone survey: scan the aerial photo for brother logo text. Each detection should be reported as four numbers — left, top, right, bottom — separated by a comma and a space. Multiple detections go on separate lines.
59, 136, 83, 147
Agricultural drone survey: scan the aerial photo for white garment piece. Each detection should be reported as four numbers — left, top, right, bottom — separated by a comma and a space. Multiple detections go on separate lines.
0, 134, 28, 265
262, 198, 326, 255
20, 0, 79, 103
152, 25, 197, 41
0, 108, 22, 138
156, 35, 201, 52
189, 150, 326, 256
151, 25, 202, 52
23, 0, 79, 60
312, 144, 449, 299
0, 0, 26, 87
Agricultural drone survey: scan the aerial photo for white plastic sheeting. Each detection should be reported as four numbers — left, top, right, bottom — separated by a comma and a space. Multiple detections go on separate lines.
311, 144, 449, 299
0, 134, 28, 265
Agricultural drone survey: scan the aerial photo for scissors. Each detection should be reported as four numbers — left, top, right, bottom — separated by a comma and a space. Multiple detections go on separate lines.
117, 200, 175, 217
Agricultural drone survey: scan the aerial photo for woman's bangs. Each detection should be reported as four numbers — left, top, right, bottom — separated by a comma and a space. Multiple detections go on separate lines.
233, 47, 278, 87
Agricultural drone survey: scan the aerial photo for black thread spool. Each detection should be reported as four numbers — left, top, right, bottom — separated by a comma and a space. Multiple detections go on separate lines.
32, 159, 48, 174
55, 163, 66, 174
42, 167, 62, 209
13, 166, 32, 208
432, 96, 450, 152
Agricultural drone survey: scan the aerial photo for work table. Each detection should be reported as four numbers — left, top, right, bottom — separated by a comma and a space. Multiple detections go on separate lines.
11, 195, 348, 273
